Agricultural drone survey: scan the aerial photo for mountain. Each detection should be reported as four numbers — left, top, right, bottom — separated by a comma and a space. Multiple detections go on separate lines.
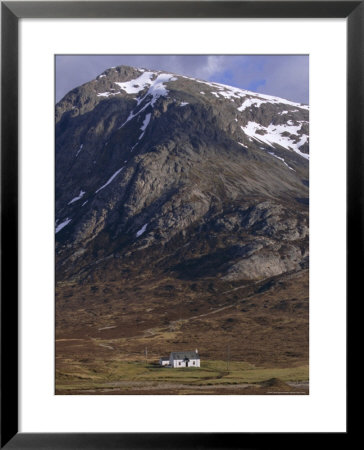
55, 66, 309, 385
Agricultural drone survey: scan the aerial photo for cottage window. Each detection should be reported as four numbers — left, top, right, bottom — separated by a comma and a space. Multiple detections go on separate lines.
193, 361, 195, 365
178, 362, 181, 366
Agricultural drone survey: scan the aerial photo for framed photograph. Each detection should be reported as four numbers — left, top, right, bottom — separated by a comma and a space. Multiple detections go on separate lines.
1, 1, 357, 447
55, 52, 310, 397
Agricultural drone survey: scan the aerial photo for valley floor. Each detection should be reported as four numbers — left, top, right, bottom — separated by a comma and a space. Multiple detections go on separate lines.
56, 269, 309, 395
56, 360, 308, 395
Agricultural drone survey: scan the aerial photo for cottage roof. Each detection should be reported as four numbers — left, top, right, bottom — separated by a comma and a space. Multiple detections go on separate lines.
160, 357, 169, 361
170, 351, 199, 360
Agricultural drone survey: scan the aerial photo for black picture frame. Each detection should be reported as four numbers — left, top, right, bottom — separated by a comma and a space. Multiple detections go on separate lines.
1, 1, 357, 448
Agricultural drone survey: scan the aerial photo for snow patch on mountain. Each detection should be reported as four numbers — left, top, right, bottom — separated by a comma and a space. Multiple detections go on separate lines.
140, 113, 151, 132
136, 223, 148, 237
76, 144, 83, 157
238, 92, 308, 111
95, 167, 124, 193
116, 72, 177, 131
184, 77, 309, 111
114, 71, 176, 107
56, 218, 72, 234
137, 113, 152, 141
241, 121, 309, 159
268, 152, 295, 171
97, 92, 117, 98
238, 97, 269, 111
114, 71, 156, 94
68, 190, 85, 205
147, 73, 176, 106
118, 100, 151, 130
97, 69, 308, 116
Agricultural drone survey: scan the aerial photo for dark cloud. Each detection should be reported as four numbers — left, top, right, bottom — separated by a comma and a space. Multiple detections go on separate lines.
56, 55, 308, 104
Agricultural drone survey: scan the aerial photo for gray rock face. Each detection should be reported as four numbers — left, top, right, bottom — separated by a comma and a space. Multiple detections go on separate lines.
223, 244, 305, 281
56, 65, 309, 282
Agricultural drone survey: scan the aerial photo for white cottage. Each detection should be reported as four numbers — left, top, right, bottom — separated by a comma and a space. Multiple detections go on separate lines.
169, 350, 200, 368
159, 357, 170, 366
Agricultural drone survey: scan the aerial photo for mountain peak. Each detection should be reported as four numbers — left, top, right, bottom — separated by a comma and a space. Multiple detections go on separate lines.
56, 64, 308, 285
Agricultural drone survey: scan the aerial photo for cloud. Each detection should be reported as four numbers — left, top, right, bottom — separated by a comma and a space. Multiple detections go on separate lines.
202, 55, 309, 104
56, 55, 308, 104
240, 55, 309, 104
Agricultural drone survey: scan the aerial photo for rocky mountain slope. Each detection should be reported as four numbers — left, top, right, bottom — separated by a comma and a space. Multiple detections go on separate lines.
55, 66, 309, 376
56, 65, 308, 284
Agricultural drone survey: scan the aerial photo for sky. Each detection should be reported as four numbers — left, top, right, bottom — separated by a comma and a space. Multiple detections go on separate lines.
56, 55, 309, 104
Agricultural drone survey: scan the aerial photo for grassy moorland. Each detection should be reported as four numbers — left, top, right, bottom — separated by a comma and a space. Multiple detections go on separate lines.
56, 268, 308, 395
56, 359, 308, 394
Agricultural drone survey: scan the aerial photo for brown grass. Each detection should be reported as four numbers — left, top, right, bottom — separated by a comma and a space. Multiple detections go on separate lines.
56, 268, 308, 394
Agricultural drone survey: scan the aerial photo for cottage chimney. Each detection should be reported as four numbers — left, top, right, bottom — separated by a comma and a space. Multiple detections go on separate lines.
195, 348, 198, 354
